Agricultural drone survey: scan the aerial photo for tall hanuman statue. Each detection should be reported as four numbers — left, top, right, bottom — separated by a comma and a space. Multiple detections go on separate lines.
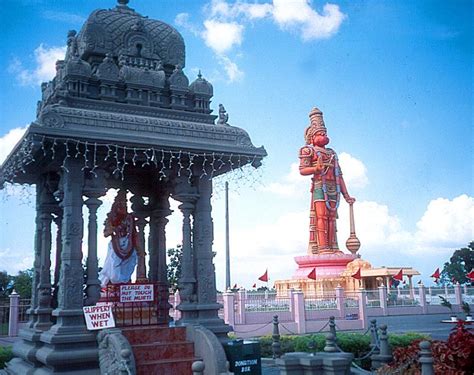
299, 108, 355, 254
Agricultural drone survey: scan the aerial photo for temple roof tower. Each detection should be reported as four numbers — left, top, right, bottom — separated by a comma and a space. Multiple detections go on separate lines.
1, 0, 266, 187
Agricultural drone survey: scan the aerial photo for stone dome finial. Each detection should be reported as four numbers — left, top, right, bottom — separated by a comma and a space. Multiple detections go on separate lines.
117, 0, 130, 7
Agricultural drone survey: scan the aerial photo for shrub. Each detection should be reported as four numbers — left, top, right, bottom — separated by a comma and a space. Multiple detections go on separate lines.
0, 346, 13, 369
258, 331, 428, 362
378, 320, 474, 374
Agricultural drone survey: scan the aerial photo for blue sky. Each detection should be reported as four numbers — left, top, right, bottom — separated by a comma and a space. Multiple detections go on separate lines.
0, 0, 472, 289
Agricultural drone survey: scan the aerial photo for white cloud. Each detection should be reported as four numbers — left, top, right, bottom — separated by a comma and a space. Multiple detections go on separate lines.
272, 0, 346, 40
208, 0, 273, 20
415, 195, 474, 247
175, 13, 201, 36
202, 19, 244, 54
339, 152, 369, 189
176, 1, 346, 82
0, 127, 27, 165
216, 55, 244, 82
9, 44, 66, 86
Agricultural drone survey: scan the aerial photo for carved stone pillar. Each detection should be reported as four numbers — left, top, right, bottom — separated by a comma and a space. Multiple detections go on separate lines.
83, 196, 102, 305
33, 204, 54, 331
52, 212, 63, 308
83, 170, 107, 306
176, 198, 197, 321
9, 179, 46, 372
130, 195, 150, 282
148, 190, 172, 324
191, 177, 231, 340
35, 158, 99, 372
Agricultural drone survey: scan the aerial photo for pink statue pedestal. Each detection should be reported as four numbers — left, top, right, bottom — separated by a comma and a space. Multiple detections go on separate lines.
293, 253, 357, 280
275, 252, 358, 297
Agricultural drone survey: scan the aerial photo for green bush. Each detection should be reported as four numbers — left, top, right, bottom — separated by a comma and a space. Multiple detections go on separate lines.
258, 331, 429, 359
0, 346, 13, 369
388, 332, 428, 348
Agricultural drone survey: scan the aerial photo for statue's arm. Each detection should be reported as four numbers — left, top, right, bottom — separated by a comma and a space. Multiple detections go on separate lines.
299, 146, 321, 176
103, 217, 114, 237
339, 172, 355, 204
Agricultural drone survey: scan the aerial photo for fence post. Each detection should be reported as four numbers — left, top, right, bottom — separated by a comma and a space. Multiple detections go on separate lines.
223, 291, 235, 327
272, 315, 281, 359
419, 341, 434, 375
454, 283, 462, 311
376, 325, 392, 366
463, 284, 468, 295
357, 288, 368, 329
237, 289, 246, 324
293, 290, 306, 334
8, 290, 20, 337
289, 288, 295, 319
419, 284, 428, 314
444, 284, 449, 298
335, 286, 345, 318
378, 285, 388, 316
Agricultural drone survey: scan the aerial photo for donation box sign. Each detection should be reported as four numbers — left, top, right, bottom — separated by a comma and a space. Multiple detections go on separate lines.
120, 284, 154, 303
83, 303, 115, 330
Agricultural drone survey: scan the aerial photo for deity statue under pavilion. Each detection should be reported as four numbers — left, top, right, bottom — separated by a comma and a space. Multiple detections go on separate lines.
99, 190, 142, 287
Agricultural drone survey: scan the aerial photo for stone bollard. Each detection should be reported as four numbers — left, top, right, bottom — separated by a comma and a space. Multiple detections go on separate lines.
8, 290, 20, 337
192, 360, 205, 375
369, 319, 381, 370
419, 341, 434, 375
371, 324, 392, 369
272, 315, 281, 359
323, 333, 338, 353
328, 316, 337, 339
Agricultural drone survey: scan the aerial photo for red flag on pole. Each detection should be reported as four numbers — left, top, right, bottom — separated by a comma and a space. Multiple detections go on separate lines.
307, 268, 316, 280
232, 283, 237, 289
258, 269, 268, 282
351, 268, 362, 280
393, 269, 403, 281
430, 268, 440, 279
467, 269, 474, 281
252, 283, 256, 288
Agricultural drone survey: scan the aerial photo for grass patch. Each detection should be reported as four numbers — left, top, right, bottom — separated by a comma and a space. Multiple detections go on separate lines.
0, 346, 13, 369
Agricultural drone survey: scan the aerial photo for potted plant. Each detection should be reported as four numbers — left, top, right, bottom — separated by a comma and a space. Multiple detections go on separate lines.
461, 301, 472, 321
439, 296, 456, 321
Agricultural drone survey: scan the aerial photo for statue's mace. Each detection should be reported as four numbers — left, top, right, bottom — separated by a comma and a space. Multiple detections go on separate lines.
346, 202, 361, 255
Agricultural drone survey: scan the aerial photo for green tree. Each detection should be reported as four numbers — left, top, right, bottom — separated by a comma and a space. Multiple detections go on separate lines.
0, 271, 12, 296
166, 245, 182, 292
13, 268, 34, 298
441, 241, 474, 284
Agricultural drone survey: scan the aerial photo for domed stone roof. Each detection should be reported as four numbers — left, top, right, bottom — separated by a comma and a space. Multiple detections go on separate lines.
77, 0, 185, 69
190, 72, 213, 96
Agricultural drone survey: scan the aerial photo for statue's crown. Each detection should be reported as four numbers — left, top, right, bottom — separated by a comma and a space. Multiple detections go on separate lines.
304, 107, 326, 143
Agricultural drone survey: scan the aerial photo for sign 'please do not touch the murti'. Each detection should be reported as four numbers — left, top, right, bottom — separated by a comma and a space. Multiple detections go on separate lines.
120, 284, 154, 303
83, 303, 115, 330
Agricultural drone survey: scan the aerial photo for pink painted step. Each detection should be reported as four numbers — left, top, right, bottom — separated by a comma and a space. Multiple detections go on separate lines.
137, 358, 196, 375
121, 325, 197, 375
132, 341, 194, 362
121, 325, 186, 344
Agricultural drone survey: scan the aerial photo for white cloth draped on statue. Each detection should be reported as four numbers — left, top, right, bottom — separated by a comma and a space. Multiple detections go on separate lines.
99, 236, 137, 287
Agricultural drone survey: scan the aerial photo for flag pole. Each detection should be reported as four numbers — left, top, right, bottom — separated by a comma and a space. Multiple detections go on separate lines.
225, 181, 231, 290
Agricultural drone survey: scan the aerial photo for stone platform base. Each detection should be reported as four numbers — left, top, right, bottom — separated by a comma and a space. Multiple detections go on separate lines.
275, 252, 357, 297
